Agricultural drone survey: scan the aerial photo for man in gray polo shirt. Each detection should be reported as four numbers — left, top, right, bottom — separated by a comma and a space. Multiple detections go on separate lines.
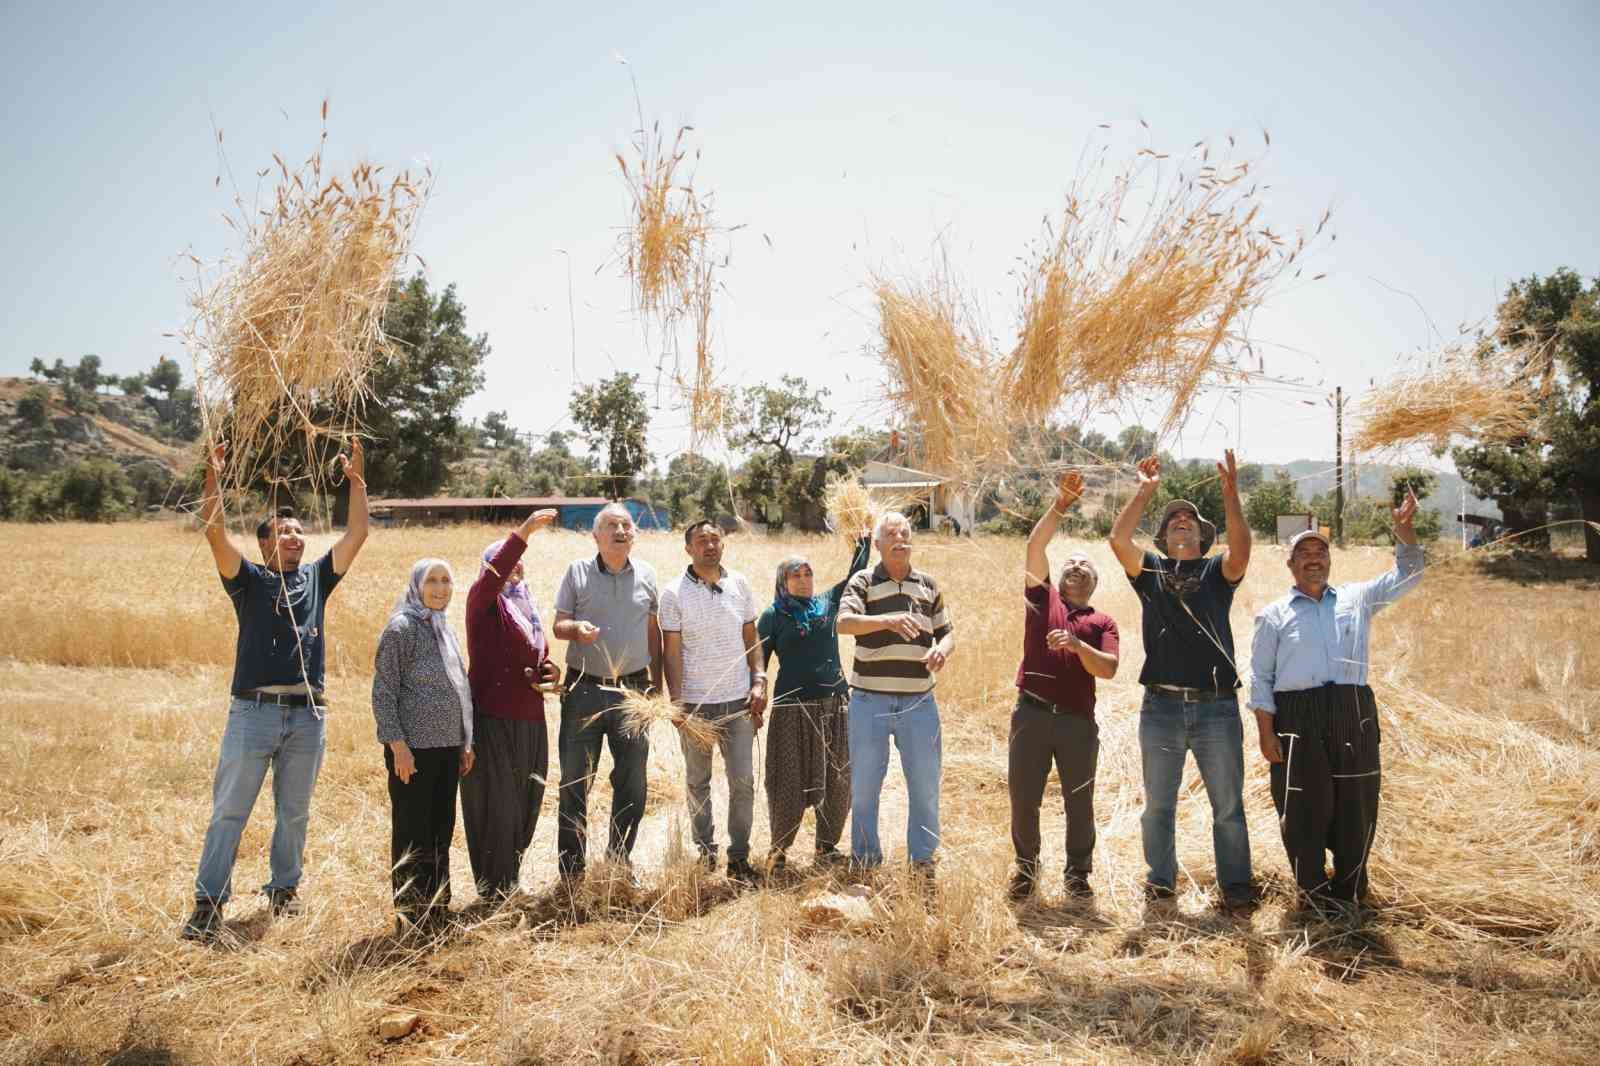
552, 502, 663, 880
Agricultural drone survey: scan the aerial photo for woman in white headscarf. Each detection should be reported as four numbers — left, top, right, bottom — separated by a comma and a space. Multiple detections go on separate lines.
372, 558, 475, 934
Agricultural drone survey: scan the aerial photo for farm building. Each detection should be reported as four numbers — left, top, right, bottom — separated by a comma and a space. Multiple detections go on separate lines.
862, 460, 976, 535
371, 496, 670, 531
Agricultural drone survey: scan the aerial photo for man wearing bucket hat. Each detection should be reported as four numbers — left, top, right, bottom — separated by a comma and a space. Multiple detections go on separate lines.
1248, 489, 1423, 910
1109, 451, 1257, 913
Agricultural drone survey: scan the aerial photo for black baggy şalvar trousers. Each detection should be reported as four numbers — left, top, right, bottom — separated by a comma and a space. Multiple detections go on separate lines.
459, 715, 548, 900
1268, 683, 1382, 902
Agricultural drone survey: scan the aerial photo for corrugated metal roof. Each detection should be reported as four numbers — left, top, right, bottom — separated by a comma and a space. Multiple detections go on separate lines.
370, 496, 611, 509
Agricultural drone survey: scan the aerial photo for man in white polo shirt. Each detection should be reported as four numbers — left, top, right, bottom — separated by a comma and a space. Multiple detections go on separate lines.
659, 520, 768, 884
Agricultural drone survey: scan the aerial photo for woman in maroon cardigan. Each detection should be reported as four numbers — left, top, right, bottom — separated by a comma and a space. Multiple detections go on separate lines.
459, 507, 561, 900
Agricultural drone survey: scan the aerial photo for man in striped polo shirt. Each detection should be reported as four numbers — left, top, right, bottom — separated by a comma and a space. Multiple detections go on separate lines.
836, 511, 956, 876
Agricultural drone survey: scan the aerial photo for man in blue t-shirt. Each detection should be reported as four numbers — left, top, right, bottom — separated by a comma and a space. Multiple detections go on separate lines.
182, 440, 370, 943
1109, 451, 1257, 914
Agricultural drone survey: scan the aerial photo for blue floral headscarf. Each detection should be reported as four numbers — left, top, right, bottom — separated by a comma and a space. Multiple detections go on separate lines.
773, 556, 830, 635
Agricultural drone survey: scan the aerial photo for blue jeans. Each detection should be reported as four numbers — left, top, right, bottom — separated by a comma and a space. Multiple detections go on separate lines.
1138, 690, 1252, 894
194, 697, 326, 904
847, 689, 942, 865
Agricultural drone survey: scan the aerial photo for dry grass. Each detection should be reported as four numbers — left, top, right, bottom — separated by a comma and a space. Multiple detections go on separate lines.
616, 685, 722, 752
184, 102, 429, 501
1353, 343, 1541, 451
1003, 145, 1316, 437
820, 473, 909, 549
0, 523, 1596, 1064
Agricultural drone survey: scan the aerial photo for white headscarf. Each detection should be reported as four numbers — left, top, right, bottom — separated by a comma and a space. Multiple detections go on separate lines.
389, 558, 474, 750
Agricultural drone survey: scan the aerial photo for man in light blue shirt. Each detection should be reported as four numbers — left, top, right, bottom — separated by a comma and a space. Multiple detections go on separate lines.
1248, 489, 1423, 907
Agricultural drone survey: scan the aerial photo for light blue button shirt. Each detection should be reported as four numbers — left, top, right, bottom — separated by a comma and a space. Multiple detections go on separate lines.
1248, 544, 1424, 713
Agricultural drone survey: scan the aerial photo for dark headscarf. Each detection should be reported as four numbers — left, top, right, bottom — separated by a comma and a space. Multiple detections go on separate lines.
773, 556, 830, 635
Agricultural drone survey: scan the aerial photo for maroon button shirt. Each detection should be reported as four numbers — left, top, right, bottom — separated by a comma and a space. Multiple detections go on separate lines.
1014, 582, 1120, 716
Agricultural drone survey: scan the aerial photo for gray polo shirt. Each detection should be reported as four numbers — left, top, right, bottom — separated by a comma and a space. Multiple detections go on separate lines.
554, 553, 659, 677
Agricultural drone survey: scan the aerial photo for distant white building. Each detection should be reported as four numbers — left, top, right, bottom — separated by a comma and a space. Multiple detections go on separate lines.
862, 460, 975, 536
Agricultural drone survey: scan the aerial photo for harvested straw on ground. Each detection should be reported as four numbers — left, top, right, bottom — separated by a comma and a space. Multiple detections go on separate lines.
1353, 344, 1540, 451
185, 108, 427, 499
616, 686, 720, 751
872, 269, 1008, 475
1003, 146, 1314, 437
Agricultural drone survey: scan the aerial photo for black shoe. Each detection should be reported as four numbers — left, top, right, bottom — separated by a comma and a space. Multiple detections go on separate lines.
1064, 872, 1095, 900
768, 852, 787, 879
697, 850, 719, 874
812, 848, 847, 869
1220, 884, 1261, 916
268, 887, 303, 917
1142, 882, 1176, 904
726, 858, 757, 886
1007, 868, 1037, 902
181, 899, 223, 942
910, 860, 937, 896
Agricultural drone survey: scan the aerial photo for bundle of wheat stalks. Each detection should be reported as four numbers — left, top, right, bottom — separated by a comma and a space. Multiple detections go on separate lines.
1005, 149, 1313, 437
873, 137, 1320, 479
1353, 342, 1540, 451
872, 268, 1009, 475
821, 473, 908, 549
617, 686, 720, 751
186, 105, 428, 497
615, 121, 728, 443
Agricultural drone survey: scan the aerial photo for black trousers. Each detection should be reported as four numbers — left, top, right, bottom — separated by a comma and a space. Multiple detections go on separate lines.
765, 694, 851, 855
459, 715, 548, 899
1268, 684, 1382, 902
384, 744, 460, 920
557, 673, 651, 875
1008, 694, 1099, 876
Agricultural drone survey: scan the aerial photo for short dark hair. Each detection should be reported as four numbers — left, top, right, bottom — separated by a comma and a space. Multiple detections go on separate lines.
256, 507, 299, 540
683, 519, 718, 545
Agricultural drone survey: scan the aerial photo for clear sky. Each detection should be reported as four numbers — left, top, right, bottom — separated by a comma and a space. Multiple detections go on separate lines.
3, 0, 1596, 471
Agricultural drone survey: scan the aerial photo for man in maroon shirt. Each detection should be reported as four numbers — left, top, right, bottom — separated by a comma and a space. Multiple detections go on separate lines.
1009, 471, 1121, 902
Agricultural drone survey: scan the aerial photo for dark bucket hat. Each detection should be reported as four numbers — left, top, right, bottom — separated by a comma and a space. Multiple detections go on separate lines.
1153, 499, 1216, 556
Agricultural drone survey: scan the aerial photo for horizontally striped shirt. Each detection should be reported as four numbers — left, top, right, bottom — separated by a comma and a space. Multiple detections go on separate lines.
838, 562, 953, 694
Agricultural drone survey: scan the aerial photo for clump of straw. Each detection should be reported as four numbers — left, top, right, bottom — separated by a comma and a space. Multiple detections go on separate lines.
184, 103, 428, 499
1353, 343, 1540, 451
822, 473, 909, 549
615, 116, 732, 446
1003, 143, 1318, 437
617, 686, 721, 751
872, 265, 1009, 476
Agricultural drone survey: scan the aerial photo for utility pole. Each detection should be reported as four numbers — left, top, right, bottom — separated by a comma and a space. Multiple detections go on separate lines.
1334, 386, 1345, 547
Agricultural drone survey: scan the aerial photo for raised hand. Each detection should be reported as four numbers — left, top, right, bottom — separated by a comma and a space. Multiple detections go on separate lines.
337, 437, 365, 483
1394, 487, 1418, 528
1216, 448, 1239, 497
207, 440, 227, 479
1136, 456, 1161, 490
530, 508, 559, 529
1054, 471, 1086, 512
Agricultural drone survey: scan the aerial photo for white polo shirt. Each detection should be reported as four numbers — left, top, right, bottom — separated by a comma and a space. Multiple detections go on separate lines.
658, 566, 758, 705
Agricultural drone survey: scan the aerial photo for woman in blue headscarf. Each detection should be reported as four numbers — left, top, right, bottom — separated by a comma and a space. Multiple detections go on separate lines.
755, 533, 871, 876
372, 558, 475, 934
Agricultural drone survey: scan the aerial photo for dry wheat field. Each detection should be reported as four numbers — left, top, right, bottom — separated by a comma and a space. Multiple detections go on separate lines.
0, 522, 1596, 1065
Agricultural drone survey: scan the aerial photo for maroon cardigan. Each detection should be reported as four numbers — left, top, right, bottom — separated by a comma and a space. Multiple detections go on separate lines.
466, 533, 552, 722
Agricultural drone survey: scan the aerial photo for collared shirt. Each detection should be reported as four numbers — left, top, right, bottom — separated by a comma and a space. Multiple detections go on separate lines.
1014, 582, 1119, 716
838, 562, 953, 695
659, 567, 758, 705
1249, 543, 1425, 713
221, 552, 342, 697
554, 552, 659, 677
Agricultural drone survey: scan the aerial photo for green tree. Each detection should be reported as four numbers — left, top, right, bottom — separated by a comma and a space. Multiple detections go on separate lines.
728, 375, 831, 466
481, 410, 520, 451
1452, 269, 1600, 558
1244, 474, 1301, 536
361, 275, 490, 499
72, 354, 105, 394
148, 356, 183, 400
15, 384, 51, 429
119, 372, 148, 398
1149, 459, 1227, 538
1117, 426, 1157, 464
50, 459, 135, 521
1390, 467, 1438, 506
570, 372, 650, 499
28, 357, 47, 379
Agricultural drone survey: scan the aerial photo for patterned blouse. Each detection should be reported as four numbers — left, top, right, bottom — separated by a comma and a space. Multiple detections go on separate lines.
371, 614, 471, 750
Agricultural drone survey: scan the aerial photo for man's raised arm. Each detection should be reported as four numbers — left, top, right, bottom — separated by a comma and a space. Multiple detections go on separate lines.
1108, 456, 1161, 579
1217, 448, 1252, 583
201, 441, 243, 580
1027, 471, 1084, 587
331, 438, 369, 576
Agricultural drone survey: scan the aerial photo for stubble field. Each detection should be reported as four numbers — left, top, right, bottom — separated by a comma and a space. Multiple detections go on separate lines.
0, 521, 1596, 1065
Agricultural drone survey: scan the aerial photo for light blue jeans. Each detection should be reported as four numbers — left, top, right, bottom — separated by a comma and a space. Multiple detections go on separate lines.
194, 696, 326, 904
1138, 690, 1252, 894
847, 689, 942, 865
680, 700, 756, 862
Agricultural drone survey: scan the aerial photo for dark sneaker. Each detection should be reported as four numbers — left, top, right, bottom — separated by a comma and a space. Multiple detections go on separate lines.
1221, 885, 1261, 916
768, 851, 787, 880
910, 860, 937, 896
697, 850, 719, 874
1142, 882, 1176, 904
268, 887, 303, 917
181, 899, 223, 942
1007, 868, 1037, 902
1064, 872, 1095, 900
726, 858, 757, 886
812, 848, 847, 869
